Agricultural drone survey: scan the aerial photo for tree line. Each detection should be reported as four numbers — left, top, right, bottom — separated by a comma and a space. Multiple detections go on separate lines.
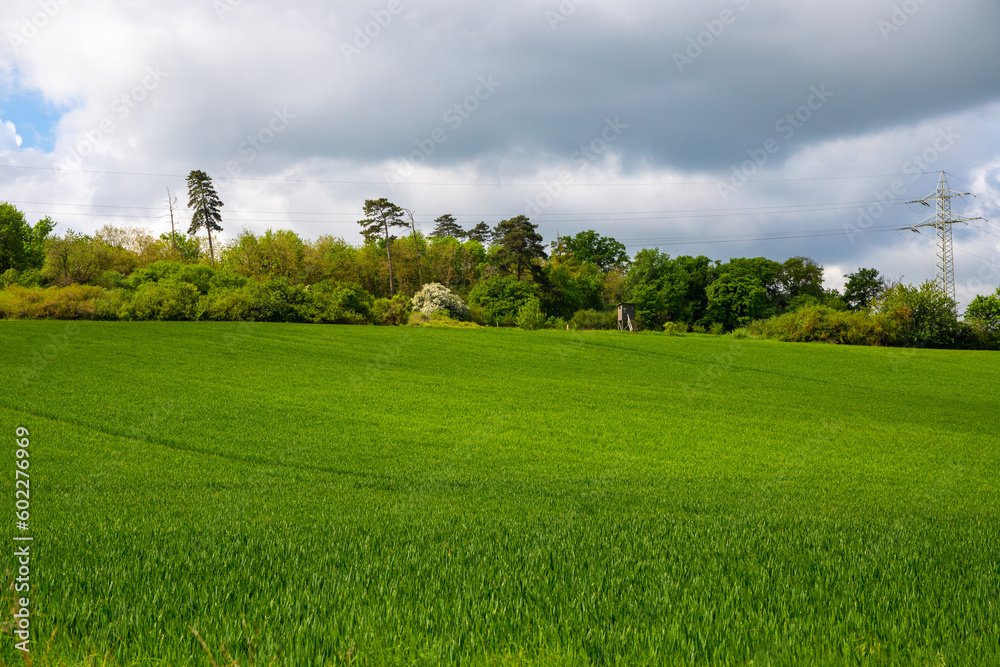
0, 178, 997, 348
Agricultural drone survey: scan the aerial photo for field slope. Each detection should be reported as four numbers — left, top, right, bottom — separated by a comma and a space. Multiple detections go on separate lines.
1, 321, 998, 665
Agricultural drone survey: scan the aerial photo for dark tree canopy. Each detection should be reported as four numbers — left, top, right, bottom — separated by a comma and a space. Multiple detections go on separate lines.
779, 256, 825, 301
186, 170, 224, 263
844, 268, 885, 310
465, 222, 492, 245
491, 216, 547, 281
430, 214, 465, 239
706, 273, 769, 330
358, 198, 406, 244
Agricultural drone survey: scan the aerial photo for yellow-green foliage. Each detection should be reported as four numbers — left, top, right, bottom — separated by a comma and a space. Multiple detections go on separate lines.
662, 321, 689, 335
407, 310, 480, 327
372, 293, 412, 326
0, 284, 104, 319
752, 304, 900, 345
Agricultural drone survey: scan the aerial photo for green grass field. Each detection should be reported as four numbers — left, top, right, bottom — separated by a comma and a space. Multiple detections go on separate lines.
1, 321, 998, 665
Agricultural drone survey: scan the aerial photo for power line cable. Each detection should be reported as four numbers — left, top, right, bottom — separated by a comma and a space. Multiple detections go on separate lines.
0, 163, 915, 187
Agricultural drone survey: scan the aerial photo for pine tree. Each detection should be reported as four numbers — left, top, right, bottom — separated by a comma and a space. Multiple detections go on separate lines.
430, 214, 464, 239
186, 170, 224, 264
465, 221, 492, 245
358, 198, 408, 296
491, 215, 547, 281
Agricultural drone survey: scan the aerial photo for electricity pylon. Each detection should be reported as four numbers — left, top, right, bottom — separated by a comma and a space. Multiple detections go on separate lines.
897, 171, 983, 302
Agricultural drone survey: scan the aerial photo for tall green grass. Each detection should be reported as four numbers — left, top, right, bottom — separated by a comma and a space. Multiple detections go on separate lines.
1, 322, 998, 665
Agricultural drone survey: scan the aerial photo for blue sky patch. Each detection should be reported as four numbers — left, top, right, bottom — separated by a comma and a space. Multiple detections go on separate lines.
0, 90, 70, 152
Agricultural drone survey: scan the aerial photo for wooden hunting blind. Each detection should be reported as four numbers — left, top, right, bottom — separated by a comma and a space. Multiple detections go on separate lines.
617, 303, 635, 331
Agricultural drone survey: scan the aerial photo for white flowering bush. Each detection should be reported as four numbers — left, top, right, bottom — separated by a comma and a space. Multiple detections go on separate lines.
411, 283, 471, 321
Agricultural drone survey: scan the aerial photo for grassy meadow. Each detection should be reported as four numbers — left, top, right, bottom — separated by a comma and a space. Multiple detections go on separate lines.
0, 321, 998, 665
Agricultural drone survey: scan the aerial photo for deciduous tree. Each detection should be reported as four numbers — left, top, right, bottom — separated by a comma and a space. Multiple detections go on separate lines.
779, 256, 825, 302
553, 230, 630, 272
964, 287, 1000, 336
0, 203, 54, 272
873, 281, 961, 347
844, 268, 885, 310
705, 273, 768, 330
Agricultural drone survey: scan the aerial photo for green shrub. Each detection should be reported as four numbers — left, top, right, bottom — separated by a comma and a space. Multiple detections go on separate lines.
408, 310, 480, 328
253, 279, 311, 323
96, 270, 128, 290
93, 289, 129, 320
120, 281, 200, 321
869, 281, 962, 347
18, 268, 42, 287
468, 276, 538, 326
0, 285, 104, 319
517, 297, 546, 330
786, 295, 822, 312
304, 281, 373, 324
198, 285, 261, 322
965, 288, 1000, 339
0, 268, 41, 288
662, 321, 688, 335
752, 305, 901, 347
959, 318, 999, 350
209, 270, 248, 291
709, 322, 725, 335
569, 309, 613, 330
372, 294, 412, 326
129, 261, 216, 295
0, 286, 37, 318
468, 305, 488, 326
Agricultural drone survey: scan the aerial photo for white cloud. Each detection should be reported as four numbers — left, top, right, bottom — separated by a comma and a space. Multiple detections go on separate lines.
0, 118, 22, 150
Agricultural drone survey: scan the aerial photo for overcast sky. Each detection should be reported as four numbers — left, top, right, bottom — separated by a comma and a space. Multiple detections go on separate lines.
2, 0, 999, 305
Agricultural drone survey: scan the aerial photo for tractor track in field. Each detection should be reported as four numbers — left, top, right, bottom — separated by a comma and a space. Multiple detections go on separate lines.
0, 400, 394, 483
